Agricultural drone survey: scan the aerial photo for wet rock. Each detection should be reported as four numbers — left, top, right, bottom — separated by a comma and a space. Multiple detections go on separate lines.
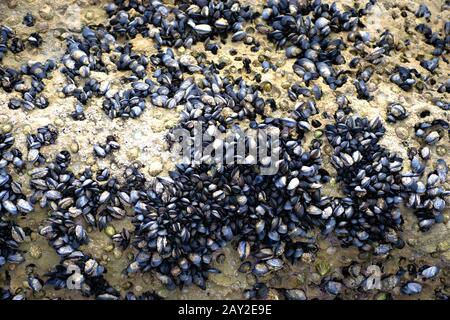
39, 5, 54, 21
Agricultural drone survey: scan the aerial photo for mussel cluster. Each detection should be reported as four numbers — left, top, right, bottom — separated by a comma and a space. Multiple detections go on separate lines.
33, 152, 129, 299
1, 133, 32, 217
324, 112, 405, 253
105, 0, 256, 50
129, 121, 325, 288
263, 0, 376, 89
0, 0, 449, 300
1, 26, 23, 60
31, 152, 129, 230
26, 125, 59, 166
0, 220, 25, 269
1, 56, 56, 112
